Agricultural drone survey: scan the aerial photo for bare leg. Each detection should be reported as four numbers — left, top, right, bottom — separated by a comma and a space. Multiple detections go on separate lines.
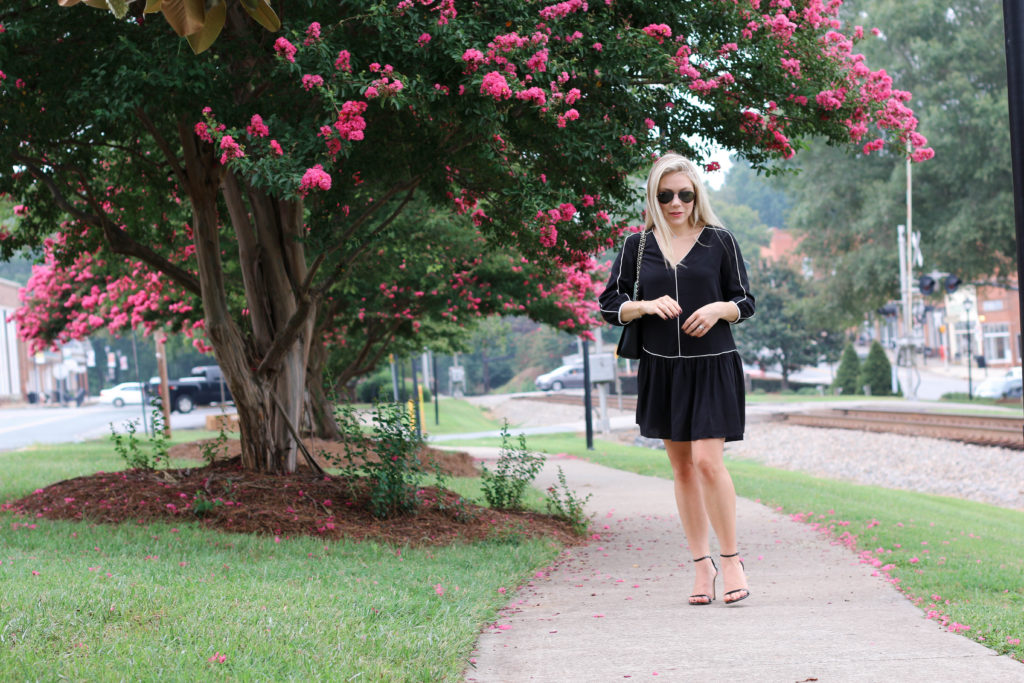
691, 438, 749, 603
664, 440, 716, 604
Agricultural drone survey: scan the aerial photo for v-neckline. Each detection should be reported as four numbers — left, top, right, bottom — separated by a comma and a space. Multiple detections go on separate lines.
655, 226, 705, 268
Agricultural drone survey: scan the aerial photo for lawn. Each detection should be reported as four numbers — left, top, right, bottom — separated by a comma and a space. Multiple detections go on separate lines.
434, 427, 1024, 660
0, 432, 564, 681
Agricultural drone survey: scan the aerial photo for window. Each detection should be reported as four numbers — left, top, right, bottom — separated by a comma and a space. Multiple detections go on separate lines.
982, 299, 1004, 312
982, 322, 1012, 363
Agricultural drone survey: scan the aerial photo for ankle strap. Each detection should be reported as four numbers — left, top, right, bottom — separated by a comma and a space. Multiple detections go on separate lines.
693, 555, 712, 563
720, 552, 740, 558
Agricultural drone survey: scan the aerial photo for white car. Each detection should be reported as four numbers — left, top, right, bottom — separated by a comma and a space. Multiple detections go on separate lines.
974, 376, 1023, 400
98, 382, 147, 407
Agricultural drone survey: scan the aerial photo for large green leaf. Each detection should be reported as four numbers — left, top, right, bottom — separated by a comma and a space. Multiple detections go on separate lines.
160, 0, 205, 37
185, 0, 225, 54
239, 0, 280, 32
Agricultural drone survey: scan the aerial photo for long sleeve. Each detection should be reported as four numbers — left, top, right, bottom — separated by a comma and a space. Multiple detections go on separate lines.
598, 232, 641, 326
719, 229, 755, 323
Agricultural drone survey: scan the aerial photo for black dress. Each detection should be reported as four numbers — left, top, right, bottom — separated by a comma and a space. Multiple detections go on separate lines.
598, 226, 755, 442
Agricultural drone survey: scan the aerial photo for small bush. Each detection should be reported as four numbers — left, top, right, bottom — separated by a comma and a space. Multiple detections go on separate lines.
858, 341, 895, 396
356, 369, 432, 403
480, 422, 546, 510
544, 466, 592, 535
833, 343, 861, 395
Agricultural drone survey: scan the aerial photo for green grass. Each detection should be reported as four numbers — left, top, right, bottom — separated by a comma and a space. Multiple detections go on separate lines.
746, 392, 903, 404
419, 397, 510, 435
0, 432, 564, 680
437, 431, 1024, 660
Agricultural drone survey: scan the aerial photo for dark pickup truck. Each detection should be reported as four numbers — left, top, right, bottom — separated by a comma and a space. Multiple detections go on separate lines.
150, 365, 232, 414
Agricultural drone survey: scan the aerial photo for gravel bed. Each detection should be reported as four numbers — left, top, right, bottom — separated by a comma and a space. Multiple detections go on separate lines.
724, 423, 1024, 511
470, 396, 1024, 511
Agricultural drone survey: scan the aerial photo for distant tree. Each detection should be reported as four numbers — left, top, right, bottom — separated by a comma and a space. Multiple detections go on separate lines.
734, 260, 843, 391
713, 157, 792, 229
833, 343, 861, 395
858, 340, 896, 396
774, 0, 1014, 320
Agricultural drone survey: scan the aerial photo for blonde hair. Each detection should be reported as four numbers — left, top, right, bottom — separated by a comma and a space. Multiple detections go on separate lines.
643, 153, 725, 267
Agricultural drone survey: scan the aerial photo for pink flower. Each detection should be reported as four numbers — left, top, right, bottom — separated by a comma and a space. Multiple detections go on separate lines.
194, 121, 213, 143
269, 140, 283, 156
418, 32, 432, 47
540, 224, 558, 247
207, 652, 227, 663
480, 71, 512, 100
1008, 637, 1021, 645
862, 138, 885, 154
705, 161, 721, 172
334, 101, 368, 141
364, 86, 380, 98
302, 74, 324, 91
304, 22, 321, 45
274, 37, 297, 63
335, 50, 352, 72
434, 583, 445, 596
592, 42, 603, 51
620, 134, 637, 146
218, 135, 245, 165
13, 204, 27, 216
462, 48, 486, 73
910, 147, 935, 163
246, 114, 269, 138
642, 24, 672, 44
299, 164, 332, 194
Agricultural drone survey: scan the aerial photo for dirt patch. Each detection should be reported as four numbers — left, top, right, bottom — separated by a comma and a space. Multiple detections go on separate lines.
3, 441, 581, 547
166, 438, 481, 478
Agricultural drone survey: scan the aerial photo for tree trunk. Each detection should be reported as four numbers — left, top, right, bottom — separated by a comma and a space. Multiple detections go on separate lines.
306, 339, 343, 440
179, 124, 313, 473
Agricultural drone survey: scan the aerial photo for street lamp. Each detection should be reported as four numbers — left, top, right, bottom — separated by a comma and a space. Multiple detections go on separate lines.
963, 298, 975, 400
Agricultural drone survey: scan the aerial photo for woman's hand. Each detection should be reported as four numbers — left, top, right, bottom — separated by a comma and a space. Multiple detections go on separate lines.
683, 302, 735, 337
641, 295, 682, 320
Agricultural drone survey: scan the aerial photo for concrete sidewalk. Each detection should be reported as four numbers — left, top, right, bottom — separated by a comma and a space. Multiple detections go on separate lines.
458, 447, 1022, 682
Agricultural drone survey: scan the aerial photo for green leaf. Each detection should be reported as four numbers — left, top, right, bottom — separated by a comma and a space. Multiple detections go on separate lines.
185, 0, 225, 54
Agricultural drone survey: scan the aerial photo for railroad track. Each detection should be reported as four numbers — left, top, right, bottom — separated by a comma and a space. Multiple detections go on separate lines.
518, 392, 638, 411
783, 408, 1024, 450
518, 395, 1023, 449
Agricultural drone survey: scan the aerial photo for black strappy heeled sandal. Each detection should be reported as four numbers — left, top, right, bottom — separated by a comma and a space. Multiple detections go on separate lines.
689, 555, 718, 606
720, 552, 750, 605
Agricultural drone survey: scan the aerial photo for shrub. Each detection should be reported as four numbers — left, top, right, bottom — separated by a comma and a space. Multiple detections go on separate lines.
858, 340, 896, 396
544, 466, 592, 535
356, 368, 432, 403
480, 422, 546, 510
362, 401, 428, 518
833, 343, 861, 395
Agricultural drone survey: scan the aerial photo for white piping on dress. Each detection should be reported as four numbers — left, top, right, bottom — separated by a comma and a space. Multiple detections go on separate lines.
642, 347, 742, 360
706, 227, 754, 324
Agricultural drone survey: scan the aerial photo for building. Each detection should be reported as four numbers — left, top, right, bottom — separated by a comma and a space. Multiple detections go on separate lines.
0, 277, 30, 402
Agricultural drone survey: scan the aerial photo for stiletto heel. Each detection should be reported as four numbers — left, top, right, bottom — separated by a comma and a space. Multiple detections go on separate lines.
720, 552, 750, 605
689, 555, 718, 606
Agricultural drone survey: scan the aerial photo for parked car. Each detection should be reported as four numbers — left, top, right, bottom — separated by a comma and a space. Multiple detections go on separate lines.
975, 376, 1023, 399
1004, 366, 1022, 380
98, 382, 147, 408
148, 365, 232, 414
535, 364, 586, 391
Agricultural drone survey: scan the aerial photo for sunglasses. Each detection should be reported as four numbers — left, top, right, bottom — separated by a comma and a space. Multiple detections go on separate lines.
656, 189, 696, 204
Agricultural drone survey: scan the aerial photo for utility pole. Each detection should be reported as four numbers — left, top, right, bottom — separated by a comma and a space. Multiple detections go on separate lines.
155, 334, 172, 437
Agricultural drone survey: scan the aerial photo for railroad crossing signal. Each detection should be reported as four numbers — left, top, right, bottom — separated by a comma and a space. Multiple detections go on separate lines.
918, 273, 962, 296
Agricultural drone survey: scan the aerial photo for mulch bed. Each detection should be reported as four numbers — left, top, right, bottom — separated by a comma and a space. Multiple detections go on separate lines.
2, 441, 583, 547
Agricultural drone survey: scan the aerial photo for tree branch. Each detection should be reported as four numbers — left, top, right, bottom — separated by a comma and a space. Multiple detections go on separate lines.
13, 152, 202, 296
135, 107, 189, 190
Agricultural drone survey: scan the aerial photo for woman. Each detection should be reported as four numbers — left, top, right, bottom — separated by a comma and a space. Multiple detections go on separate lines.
598, 153, 755, 605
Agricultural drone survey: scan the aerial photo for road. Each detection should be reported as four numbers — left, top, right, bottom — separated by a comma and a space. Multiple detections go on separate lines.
0, 402, 226, 453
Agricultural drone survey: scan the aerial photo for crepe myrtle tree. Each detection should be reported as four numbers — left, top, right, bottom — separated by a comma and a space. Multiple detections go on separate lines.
0, 0, 930, 473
